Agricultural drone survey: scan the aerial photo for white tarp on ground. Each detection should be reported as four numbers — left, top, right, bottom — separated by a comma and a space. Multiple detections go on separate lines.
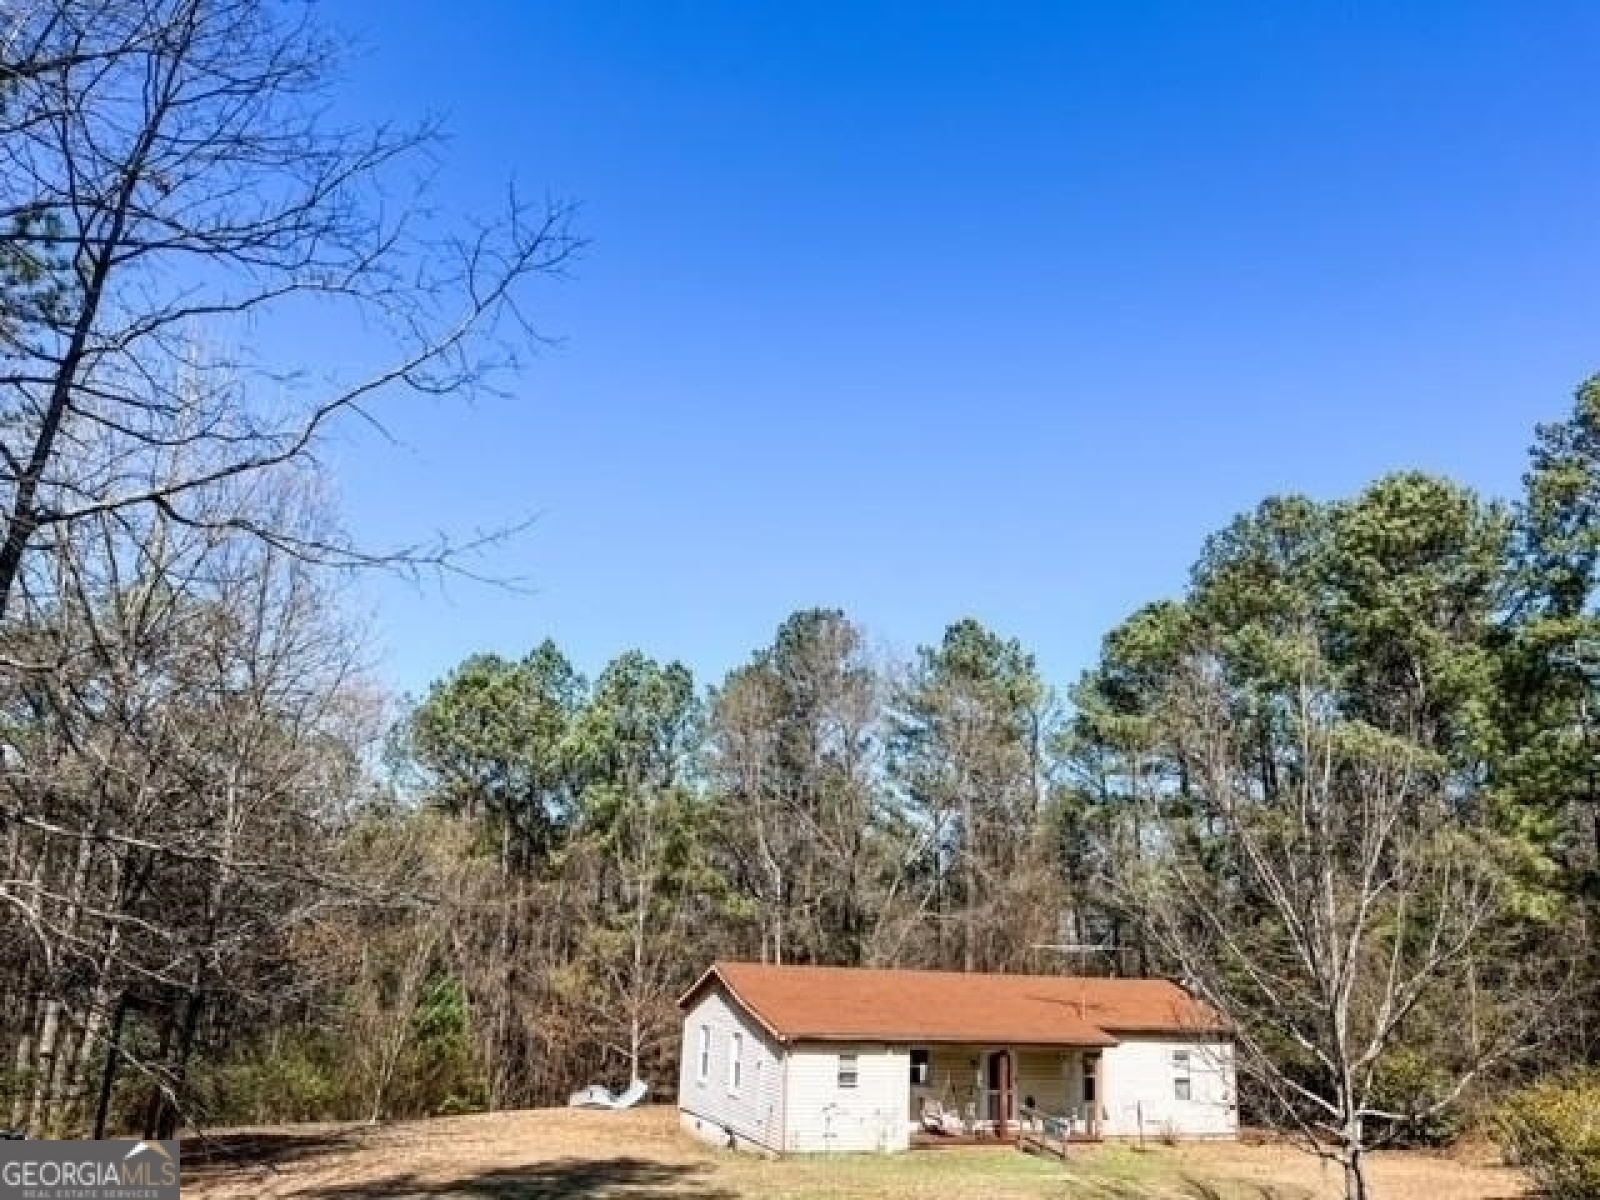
567, 1079, 648, 1109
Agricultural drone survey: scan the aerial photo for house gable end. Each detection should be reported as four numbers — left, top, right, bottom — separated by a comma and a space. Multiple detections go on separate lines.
677, 963, 790, 1045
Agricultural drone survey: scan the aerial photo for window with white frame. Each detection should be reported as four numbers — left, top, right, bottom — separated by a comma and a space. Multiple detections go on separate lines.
728, 1031, 743, 1091
696, 1025, 710, 1082
838, 1052, 859, 1089
1172, 1049, 1192, 1101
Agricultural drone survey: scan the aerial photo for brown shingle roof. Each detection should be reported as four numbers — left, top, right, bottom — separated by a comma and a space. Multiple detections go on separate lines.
680, 962, 1228, 1047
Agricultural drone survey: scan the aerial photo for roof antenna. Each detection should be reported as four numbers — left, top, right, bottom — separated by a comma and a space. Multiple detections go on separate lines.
1030, 940, 1114, 965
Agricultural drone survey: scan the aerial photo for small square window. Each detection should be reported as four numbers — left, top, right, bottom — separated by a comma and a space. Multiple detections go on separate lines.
838, 1053, 859, 1089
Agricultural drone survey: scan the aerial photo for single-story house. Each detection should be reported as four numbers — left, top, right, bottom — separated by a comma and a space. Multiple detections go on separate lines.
677, 961, 1236, 1154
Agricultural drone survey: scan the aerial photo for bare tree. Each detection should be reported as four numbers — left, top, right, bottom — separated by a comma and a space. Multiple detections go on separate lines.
1130, 644, 1537, 1200
0, 0, 572, 1132
0, 0, 575, 620
705, 668, 792, 963
561, 790, 700, 1087
334, 816, 477, 1124
0, 430, 386, 1135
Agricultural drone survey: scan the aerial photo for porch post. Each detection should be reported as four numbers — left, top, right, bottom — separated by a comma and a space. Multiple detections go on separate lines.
1062, 1050, 1074, 1126
1006, 1046, 1016, 1132
1095, 1050, 1105, 1137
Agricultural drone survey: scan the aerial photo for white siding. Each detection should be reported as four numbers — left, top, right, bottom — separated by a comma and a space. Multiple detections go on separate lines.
1099, 1036, 1237, 1138
783, 1043, 909, 1153
1015, 1049, 1069, 1116
676, 987, 785, 1152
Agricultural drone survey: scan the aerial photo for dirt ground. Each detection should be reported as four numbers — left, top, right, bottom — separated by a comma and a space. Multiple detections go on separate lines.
180, 1106, 1529, 1200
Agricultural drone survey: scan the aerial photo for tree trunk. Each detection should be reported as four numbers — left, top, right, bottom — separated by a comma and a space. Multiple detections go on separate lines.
961, 788, 977, 973
155, 987, 203, 1140
27, 999, 65, 1134
1343, 1149, 1370, 1200
27, 810, 101, 1134
10, 1023, 34, 1130
490, 823, 515, 1109
92, 995, 129, 1139
764, 854, 785, 967
0, 113, 145, 620
1342, 1108, 1369, 1200
63, 918, 125, 1132
142, 1009, 175, 1140
629, 866, 648, 1083
43, 1021, 81, 1133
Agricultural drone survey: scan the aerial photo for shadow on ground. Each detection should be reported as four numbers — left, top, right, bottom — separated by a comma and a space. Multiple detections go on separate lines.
1179, 1179, 1305, 1200
181, 1127, 367, 1173
296, 1157, 736, 1199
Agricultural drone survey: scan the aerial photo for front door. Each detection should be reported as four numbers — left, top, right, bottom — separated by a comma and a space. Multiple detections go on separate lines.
986, 1050, 1013, 1127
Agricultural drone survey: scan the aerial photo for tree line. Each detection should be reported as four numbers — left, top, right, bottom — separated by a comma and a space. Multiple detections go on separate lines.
1, 4, 1598, 1197
291, 390, 1600, 1169
16, 375, 1599, 1163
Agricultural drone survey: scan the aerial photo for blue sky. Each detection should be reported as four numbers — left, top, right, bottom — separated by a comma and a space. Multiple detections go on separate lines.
316, 1, 1600, 699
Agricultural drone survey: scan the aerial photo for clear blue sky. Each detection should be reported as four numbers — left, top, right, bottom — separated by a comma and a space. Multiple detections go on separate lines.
317, 1, 1600, 700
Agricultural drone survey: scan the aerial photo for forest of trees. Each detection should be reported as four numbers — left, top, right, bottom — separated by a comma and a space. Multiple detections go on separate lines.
2, 3, 1599, 1198
7, 382, 1600, 1166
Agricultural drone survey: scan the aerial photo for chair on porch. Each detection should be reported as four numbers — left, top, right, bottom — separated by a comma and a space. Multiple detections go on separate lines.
919, 1097, 967, 1137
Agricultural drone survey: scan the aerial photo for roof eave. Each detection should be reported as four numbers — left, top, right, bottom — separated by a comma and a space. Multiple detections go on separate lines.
676, 962, 791, 1045
784, 1031, 1119, 1048
675, 962, 721, 1012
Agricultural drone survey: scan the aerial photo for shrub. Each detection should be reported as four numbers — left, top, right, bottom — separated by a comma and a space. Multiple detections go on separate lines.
190, 1030, 355, 1125
1495, 1074, 1600, 1199
1367, 1045, 1466, 1147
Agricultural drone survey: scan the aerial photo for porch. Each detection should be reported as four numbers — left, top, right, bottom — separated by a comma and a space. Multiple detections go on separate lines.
907, 1043, 1104, 1146
909, 1125, 1104, 1150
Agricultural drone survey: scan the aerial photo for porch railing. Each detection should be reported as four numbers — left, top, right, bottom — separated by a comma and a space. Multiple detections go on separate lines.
1017, 1105, 1071, 1161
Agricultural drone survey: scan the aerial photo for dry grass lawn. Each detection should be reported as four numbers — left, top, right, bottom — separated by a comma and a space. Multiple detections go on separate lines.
181, 1106, 1528, 1200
